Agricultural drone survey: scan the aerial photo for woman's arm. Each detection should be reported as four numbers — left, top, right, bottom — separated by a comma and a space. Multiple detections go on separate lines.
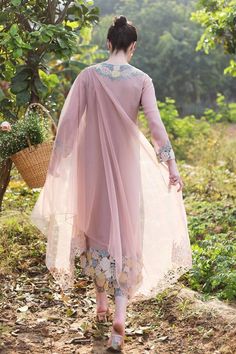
140, 74, 183, 191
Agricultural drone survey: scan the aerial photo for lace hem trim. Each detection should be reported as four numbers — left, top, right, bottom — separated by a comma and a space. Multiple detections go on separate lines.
47, 259, 192, 303
135, 264, 192, 301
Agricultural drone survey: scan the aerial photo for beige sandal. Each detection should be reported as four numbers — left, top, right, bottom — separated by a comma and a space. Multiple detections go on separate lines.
107, 325, 124, 352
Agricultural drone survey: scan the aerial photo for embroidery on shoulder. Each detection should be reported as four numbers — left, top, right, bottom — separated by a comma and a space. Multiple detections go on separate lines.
93, 62, 145, 80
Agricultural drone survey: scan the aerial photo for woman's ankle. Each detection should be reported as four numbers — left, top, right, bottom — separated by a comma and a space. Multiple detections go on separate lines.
112, 319, 125, 336
113, 294, 128, 335
96, 289, 108, 311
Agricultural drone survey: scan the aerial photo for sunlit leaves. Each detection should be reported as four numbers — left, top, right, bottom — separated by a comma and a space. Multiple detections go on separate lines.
224, 59, 236, 76
39, 71, 60, 92
192, 0, 236, 76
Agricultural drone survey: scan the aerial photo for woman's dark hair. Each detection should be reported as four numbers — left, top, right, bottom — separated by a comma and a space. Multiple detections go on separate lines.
107, 15, 137, 53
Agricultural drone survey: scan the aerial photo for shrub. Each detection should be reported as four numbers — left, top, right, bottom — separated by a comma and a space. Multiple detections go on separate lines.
0, 111, 50, 160
185, 200, 236, 301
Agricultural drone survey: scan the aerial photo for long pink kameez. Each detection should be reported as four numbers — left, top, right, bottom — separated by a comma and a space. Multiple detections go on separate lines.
30, 62, 192, 303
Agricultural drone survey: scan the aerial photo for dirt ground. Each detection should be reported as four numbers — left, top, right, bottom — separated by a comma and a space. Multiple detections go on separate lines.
0, 267, 236, 354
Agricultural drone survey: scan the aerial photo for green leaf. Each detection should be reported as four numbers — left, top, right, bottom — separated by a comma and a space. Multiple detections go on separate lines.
33, 77, 48, 97
30, 31, 41, 37
15, 65, 30, 74
89, 7, 99, 15
9, 24, 19, 36
64, 21, 80, 30
41, 34, 51, 43
81, 4, 89, 15
39, 70, 59, 90
16, 89, 31, 106
87, 15, 99, 22
13, 48, 23, 58
57, 38, 67, 49
11, 79, 29, 94
0, 13, 8, 22
11, 0, 21, 6
46, 73, 59, 86
45, 30, 54, 37
13, 69, 32, 83
0, 88, 5, 102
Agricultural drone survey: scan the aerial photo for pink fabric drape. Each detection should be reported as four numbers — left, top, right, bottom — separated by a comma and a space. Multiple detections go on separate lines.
30, 63, 192, 303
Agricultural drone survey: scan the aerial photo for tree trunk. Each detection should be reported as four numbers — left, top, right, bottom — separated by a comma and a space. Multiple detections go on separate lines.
0, 158, 12, 212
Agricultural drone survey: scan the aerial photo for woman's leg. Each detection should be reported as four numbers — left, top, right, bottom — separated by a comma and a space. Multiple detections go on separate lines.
93, 279, 109, 312
112, 287, 128, 336
85, 237, 109, 313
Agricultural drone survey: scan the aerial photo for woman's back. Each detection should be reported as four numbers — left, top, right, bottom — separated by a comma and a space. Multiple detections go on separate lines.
85, 61, 147, 123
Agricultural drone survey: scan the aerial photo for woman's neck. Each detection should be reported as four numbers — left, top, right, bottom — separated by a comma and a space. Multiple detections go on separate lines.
105, 52, 130, 65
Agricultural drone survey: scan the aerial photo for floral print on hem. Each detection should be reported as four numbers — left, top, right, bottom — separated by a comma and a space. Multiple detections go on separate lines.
79, 246, 143, 300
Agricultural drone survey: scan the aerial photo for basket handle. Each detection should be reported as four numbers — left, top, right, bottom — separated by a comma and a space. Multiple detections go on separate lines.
25, 103, 58, 150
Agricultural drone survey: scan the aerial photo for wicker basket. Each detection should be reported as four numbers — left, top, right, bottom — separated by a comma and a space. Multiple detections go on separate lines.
10, 103, 57, 188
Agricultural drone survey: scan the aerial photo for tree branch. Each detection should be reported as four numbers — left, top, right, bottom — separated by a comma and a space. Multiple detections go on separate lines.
47, 0, 58, 24
55, 0, 73, 24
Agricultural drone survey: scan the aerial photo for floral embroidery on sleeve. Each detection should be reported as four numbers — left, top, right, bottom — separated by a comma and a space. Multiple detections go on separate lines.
156, 139, 175, 163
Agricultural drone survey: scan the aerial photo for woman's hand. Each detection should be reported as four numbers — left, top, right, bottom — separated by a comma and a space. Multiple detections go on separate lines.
166, 159, 184, 192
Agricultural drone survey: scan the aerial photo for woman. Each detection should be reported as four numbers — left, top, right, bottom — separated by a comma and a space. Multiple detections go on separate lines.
30, 15, 192, 352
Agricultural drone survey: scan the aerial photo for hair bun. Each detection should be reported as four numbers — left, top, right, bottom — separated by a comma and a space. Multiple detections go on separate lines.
114, 16, 127, 28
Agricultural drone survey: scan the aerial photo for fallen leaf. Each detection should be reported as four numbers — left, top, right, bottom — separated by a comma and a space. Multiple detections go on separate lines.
18, 305, 28, 312
157, 335, 168, 342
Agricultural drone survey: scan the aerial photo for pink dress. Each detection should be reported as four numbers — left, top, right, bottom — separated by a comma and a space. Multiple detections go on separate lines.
30, 61, 192, 303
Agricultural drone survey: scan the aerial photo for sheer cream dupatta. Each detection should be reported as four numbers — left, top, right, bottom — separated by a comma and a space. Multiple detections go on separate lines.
92, 70, 192, 300
30, 69, 89, 287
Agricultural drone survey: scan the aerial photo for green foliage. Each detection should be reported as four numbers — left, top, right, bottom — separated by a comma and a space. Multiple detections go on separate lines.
185, 200, 236, 301
180, 122, 236, 301
202, 93, 236, 123
92, 0, 235, 115
0, 111, 51, 160
0, 212, 45, 274
139, 95, 236, 169
192, 0, 236, 76
139, 97, 211, 162
0, 0, 100, 112
224, 59, 236, 76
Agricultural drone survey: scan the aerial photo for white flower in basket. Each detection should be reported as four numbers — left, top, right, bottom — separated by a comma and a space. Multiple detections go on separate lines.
0, 121, 12, 132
